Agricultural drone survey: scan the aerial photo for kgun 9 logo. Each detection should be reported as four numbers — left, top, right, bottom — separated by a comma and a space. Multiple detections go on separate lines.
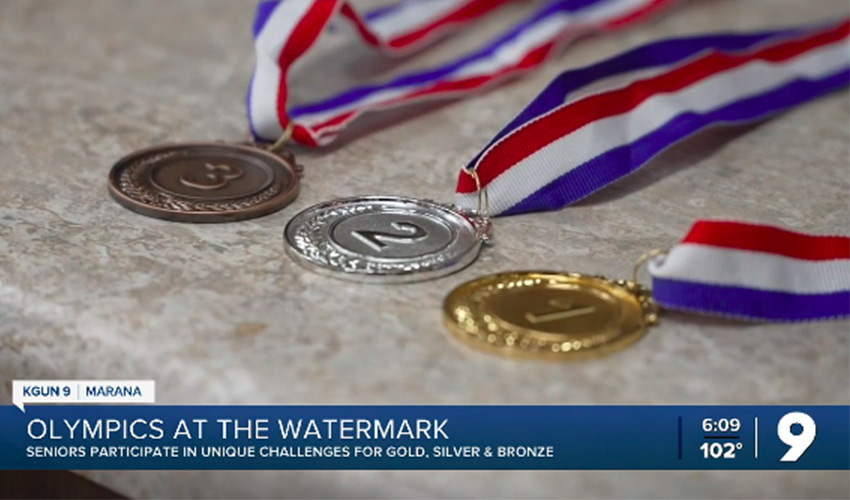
777, 412, 816, 462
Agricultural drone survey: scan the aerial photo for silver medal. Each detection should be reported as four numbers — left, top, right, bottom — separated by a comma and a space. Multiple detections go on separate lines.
284, 196, 489, 283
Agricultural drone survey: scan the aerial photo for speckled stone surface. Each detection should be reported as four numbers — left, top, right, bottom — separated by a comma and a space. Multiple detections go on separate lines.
1, 0, 848, 498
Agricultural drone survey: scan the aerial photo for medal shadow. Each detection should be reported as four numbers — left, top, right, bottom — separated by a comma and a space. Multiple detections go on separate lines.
571, 123, 763, 207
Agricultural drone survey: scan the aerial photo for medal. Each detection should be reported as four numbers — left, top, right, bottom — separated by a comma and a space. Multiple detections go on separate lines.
108, 142, 299, 223
284, 195, 489, 282
444, 271, 658, 360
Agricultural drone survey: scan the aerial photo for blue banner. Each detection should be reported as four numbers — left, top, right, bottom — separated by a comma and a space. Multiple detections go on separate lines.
0, 406, 846, 470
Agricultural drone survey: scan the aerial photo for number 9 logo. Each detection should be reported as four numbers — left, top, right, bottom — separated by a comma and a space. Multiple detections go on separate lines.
777, 412, 816, 462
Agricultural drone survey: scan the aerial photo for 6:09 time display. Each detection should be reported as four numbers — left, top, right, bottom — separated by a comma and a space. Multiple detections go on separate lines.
702, 418, 741, 433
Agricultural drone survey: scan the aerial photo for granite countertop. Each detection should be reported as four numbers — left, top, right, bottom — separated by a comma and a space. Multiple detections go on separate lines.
1, 0, 848, 498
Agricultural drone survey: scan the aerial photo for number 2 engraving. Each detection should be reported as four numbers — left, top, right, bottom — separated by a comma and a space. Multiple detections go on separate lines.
352, 221, 428, 251
525, 299, 596, 324
180, 163, 243, 190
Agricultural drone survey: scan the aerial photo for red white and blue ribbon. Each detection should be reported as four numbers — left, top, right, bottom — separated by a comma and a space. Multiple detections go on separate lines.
456, 19, 850, 215
648, 221, 850, 322
248, 0, 676, 146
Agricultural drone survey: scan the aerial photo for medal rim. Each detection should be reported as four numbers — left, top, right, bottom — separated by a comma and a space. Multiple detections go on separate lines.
284, 195, 483, 284
107, 142, 300, 223
442, 271, 655, 360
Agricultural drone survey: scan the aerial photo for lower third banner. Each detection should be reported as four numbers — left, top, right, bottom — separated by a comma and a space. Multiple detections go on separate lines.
0, 406, 847, 470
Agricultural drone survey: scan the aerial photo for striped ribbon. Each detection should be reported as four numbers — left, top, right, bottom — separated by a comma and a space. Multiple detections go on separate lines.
649, 221, 850, 322
456, 19, 850, 215
248, 0, 676, 146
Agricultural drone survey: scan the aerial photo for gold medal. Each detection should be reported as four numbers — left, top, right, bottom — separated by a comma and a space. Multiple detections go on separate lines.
443, 271, 659, 360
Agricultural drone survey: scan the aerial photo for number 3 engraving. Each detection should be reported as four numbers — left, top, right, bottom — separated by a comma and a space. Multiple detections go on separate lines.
180, 163, 243, 190
352, 221, 428, 251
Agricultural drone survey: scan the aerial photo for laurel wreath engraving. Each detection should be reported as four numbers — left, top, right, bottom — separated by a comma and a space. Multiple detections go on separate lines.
117, 151, 281, 212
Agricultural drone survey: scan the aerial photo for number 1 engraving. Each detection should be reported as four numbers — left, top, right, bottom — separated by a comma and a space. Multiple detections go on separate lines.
525, 299, 596, 324
352, 222, 428, 251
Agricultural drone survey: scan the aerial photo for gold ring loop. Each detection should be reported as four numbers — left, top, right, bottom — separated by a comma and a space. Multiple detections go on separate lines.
632, 248, 668, 285
463, 167, 490, 219
267, 122, 295, 154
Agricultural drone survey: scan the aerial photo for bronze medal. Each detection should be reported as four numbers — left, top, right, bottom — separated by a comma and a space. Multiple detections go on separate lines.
108, 142, 299, 223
